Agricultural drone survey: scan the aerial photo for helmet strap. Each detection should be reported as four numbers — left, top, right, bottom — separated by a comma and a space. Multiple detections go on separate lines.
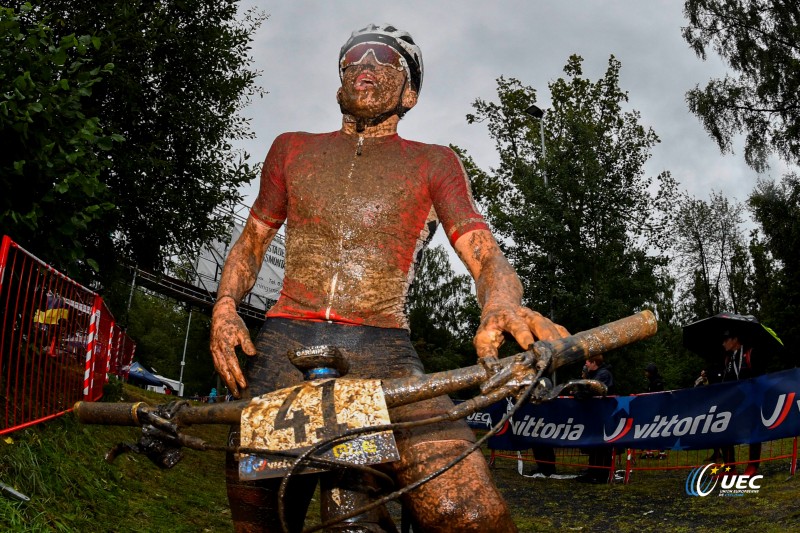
353, 78, 409, 132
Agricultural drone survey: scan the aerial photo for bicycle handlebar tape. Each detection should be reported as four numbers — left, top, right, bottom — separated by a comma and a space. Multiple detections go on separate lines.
73, 401, 149, 426
544, 310, 658, 371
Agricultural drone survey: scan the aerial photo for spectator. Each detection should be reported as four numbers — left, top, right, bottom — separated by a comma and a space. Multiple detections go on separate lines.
529, 446, 557, 477
644, 363, 664, 392
694, 368, 721, 462
693, 369, 709, 387
719, 330, 763, 476
577, 354, 614, 483
208, 387, 218, 404
641, 363, 666, 460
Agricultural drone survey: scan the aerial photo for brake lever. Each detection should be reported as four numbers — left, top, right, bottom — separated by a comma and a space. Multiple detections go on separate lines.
105, 400, 191, 468
532, 379, 608, 402
479, 344, 553, 397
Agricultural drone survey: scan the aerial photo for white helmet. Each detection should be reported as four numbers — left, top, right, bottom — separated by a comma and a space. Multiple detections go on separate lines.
339, 23, 424, 94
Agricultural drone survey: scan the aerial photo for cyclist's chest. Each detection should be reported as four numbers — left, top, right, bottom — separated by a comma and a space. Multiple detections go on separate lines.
283, 143, 434, 233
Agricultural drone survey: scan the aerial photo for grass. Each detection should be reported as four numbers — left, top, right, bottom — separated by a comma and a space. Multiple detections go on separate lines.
1, 385, 231, 532
1, 385, 799, 532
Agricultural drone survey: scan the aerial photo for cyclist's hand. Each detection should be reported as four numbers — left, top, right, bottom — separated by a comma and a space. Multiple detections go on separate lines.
210, 299, 256, 398
474, 304, 569, 365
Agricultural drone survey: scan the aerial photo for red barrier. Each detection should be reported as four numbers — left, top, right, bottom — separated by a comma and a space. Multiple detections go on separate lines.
488, 437, 798, 484
0, 235, 135, 435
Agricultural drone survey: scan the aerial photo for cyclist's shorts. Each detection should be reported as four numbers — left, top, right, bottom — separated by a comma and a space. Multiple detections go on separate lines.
245, 318, 476, 449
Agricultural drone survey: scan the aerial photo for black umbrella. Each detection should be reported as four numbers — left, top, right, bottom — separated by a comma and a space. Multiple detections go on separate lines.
682, 312, 783, 358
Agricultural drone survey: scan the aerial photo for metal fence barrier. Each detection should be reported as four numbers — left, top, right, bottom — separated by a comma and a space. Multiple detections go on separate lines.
0, 235, 135, 435
487, 437, 798, 484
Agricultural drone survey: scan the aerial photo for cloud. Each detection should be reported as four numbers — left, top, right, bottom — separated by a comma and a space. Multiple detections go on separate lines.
235, 0, 784, 211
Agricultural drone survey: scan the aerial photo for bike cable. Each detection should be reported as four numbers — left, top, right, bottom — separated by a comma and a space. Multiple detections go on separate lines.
278, 372, 544, 533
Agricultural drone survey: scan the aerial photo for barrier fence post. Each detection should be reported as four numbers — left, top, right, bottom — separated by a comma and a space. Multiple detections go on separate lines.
83, 296, 103, 400
624, 449, 633, 484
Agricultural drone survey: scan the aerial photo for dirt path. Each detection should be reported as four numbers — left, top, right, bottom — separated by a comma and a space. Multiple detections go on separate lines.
492, 458, 800, 532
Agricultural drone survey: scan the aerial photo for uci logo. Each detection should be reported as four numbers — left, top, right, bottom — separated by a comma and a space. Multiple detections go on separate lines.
685, 464, 763, 497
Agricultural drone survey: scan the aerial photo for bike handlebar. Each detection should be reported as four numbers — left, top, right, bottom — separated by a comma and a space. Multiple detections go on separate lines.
381, 310, 656, 407
73, 310, 657, 426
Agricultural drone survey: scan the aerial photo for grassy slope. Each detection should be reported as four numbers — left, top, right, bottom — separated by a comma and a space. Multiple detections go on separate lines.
2, 386, 799, 532
1, 386, 232, 532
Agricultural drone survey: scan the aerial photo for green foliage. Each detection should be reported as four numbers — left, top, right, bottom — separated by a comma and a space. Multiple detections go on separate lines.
683, 0, 800, 170
0, 3, 118, 272
463, 57, 687, 392
748, 175, 800, 368
671, 191, 752, 322
465, 56, 677, 331
0, 393, 231, 532
3, 0, 266, 281
406, 245, 478, 374
680, 0, 800, 371
125, 290, 217, 397
102, 374, 125, 402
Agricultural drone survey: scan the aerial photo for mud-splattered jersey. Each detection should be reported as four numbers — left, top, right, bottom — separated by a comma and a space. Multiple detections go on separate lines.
250, 130, 488, 330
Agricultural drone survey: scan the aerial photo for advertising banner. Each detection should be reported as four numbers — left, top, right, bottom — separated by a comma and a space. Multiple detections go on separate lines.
194, 222, 285, 310
464, 369, 800, 450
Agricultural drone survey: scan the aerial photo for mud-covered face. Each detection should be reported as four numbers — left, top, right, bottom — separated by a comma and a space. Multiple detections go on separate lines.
337, 53, 414, 120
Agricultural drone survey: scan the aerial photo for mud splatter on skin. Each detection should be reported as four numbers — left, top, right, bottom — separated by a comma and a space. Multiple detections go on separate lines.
455, 229, 569, 361
395, 441, 518, 532
211, 46, 568, 530
337, 54, 416, 127
210, 216, 277, 396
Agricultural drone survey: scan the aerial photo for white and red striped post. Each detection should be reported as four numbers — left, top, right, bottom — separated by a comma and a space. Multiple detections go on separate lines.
83, 299, 102, 399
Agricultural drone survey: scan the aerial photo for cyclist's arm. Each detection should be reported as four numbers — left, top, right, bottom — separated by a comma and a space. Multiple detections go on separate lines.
210, 215, 277, 396
453, 229, 568, 368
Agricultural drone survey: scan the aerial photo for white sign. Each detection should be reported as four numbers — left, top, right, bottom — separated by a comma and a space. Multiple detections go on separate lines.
194, 221, 285, 312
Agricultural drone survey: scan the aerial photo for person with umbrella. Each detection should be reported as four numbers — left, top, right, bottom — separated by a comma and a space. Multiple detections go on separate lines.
683, 313, 784, 476
718, 329, 764, 475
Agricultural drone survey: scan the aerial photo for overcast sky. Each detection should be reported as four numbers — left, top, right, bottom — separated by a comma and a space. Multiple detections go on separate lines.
232, 1, 791, 248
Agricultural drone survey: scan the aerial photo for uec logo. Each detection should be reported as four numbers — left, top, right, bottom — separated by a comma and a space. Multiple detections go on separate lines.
685, 464, 763, 496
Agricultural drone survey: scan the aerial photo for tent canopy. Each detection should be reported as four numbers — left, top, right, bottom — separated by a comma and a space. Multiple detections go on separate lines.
128, 361, 166, 387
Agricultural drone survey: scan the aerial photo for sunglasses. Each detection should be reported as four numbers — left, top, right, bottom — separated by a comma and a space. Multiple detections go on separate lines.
340, 42, 407, 73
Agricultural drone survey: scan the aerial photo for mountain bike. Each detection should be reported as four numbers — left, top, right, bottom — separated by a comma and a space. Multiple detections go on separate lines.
75, 311, 657, 532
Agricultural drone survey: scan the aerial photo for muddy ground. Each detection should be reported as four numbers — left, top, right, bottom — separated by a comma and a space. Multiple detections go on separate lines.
490, 457, 800, 532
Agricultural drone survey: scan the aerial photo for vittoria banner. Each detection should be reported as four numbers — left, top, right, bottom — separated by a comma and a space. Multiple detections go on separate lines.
464, 368, 800, 450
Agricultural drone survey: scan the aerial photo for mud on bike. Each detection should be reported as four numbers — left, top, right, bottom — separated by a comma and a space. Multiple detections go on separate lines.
75, 311, 657, 532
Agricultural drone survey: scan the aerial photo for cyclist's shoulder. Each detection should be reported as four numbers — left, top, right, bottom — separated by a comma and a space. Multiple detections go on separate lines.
273, 130, 339, 145
397, 136, 461, 166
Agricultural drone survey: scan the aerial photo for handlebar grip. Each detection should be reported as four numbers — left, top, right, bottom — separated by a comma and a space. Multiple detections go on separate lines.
545, 309, 658, 370
73, 401, 151, 426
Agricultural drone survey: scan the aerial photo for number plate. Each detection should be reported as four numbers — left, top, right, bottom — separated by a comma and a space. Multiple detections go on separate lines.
238, 378, 399, 480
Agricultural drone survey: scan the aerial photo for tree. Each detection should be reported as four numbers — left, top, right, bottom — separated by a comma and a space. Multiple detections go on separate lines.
683, 0, 800, 171
406, 245, 478, 373
748, 175, 800, 368
465, 57, 676, 333
464, 57, 678, 393
125, 289, 217, 396
0, 4, 119, 271
671, 191, 753, 321
6, 0, 266, 279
